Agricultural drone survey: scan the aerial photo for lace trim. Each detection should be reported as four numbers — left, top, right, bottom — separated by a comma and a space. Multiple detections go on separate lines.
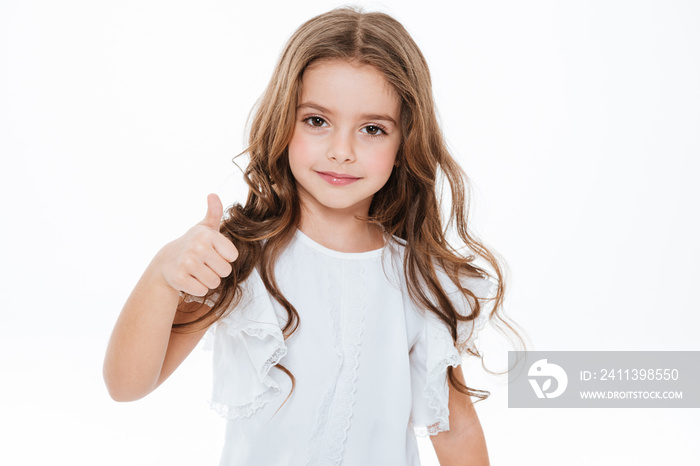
327, 261, 365, 463
414, 422, 448, 438
415, 322, 462, 438
180, 291, 219, 308
210, 385, 281, 420
306, 260, 367, 466
306, 374, 338, 465
212, 323, 288, 419
246, 331, 288, 381
179, 291, 220, 351
306, 260, 342, 465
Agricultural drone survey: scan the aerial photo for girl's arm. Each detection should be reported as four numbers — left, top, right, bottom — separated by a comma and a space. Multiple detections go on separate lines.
103, 194, 238, 402
430, 365, 490, 466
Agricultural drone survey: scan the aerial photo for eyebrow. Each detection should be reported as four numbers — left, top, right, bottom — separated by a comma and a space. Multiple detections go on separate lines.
297, 102, 398, 126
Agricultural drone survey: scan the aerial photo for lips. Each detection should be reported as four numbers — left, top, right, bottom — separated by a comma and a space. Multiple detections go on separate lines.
316, 171, 360, 179
316, 170, 361, 186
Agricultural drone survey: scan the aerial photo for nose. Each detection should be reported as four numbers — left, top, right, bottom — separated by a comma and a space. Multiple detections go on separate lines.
326, 130, 355, 164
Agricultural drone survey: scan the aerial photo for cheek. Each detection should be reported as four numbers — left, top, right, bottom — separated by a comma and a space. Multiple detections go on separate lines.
287, 132, 313, 170
369, 145, 399, 179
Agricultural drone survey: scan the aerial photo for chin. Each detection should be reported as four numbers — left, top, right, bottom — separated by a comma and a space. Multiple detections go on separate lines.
319, 200, 365, 212
312, 193, 372, 213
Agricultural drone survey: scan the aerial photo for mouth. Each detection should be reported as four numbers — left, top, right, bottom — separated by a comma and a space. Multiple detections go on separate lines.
316, 170, 361, 186
316, 171, 360, 180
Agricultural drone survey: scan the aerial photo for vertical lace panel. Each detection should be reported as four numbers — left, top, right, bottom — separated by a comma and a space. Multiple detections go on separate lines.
306, 260, 367, 466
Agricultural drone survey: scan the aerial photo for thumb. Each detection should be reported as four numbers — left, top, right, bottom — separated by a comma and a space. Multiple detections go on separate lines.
199, 193, 223, 230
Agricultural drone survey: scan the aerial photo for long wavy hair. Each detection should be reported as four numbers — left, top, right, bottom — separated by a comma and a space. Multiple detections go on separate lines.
175, 6, 524, 412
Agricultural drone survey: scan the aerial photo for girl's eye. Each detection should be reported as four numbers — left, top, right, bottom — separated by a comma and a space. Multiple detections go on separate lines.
362, 125, 386, 136
304, 116, 327, 127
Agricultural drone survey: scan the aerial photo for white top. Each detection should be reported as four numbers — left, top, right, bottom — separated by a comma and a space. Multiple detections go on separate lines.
185, 229, 496, 466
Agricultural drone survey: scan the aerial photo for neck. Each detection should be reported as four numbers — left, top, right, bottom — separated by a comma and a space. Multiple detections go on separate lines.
297, 208, 384, 253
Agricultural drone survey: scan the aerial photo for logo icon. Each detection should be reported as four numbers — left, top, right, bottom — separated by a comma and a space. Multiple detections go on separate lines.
528, 359, 568, 399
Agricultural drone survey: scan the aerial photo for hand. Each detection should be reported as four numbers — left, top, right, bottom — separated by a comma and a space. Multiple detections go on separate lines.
156, 194, 239, 296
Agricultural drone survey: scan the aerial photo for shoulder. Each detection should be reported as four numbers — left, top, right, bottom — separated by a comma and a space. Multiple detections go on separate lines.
382, 234, 406, 262
386, 235, 495, 299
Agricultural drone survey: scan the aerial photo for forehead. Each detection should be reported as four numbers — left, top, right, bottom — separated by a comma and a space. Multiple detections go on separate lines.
298, 59, 401, 119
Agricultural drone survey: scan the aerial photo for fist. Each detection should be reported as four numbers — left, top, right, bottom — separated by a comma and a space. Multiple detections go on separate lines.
157, 194, 239, 297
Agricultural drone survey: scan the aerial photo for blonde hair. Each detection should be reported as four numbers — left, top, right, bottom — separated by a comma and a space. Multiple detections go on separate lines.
177, 6, 524, 412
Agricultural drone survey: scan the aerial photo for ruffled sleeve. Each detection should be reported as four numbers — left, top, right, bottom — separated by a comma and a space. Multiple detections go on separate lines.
196, 268, 288, 420
409, 274, 497, 437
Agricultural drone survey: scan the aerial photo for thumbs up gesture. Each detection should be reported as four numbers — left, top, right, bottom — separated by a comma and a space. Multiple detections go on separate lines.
156, 194, 239, 297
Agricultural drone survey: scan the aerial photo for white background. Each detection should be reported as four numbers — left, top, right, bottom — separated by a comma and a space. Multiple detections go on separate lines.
1, 0, 698, 464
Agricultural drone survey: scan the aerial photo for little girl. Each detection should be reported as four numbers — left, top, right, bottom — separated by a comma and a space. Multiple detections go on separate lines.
104, 7, 515, 466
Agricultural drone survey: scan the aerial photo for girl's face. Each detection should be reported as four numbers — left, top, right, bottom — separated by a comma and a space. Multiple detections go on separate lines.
288, 59, 402, 219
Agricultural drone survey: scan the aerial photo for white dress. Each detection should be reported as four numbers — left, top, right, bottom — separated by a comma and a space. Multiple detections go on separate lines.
186, 229, 496, 466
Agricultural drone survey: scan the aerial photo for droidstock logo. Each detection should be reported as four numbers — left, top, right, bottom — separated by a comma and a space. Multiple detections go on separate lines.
528, 359, 568, 399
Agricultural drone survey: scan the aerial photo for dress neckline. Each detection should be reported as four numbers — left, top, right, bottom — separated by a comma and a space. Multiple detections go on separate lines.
294, 228, 387, 260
